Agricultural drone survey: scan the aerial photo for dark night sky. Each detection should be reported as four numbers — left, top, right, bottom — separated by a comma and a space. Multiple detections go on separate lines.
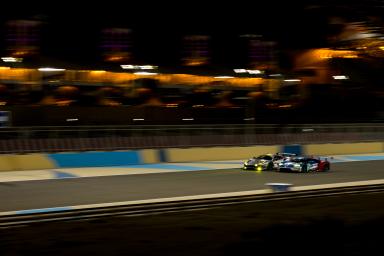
1, 0, 384, 68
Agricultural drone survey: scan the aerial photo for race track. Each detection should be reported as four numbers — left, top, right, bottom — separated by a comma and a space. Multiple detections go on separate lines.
0, 160, 383, 212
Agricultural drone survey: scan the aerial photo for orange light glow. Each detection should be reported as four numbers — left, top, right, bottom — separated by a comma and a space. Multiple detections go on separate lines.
313, 48, 358, 59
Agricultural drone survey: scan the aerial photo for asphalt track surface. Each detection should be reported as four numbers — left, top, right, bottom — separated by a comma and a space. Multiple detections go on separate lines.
2, 190, 384, 256
1, 161, 384, 256
1, 160, 383, 211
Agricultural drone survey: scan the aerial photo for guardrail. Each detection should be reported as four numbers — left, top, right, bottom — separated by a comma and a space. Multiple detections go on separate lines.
0, 123, 383, 153
1, 123, 384, 137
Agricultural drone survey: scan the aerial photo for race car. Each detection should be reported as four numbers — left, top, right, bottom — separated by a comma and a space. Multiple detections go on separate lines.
278, 156, 330, 172
243, 154, 274, 171
243, 153, 297, 171
271, 152, 298, 169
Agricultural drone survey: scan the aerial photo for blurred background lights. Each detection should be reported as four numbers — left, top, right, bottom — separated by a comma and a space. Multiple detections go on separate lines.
234, 69, 247, 73
121, 65, 158, 70
214, 76, 234, 79
38, 67, 66, 72
333, 75, 349, 80
284, 79, 301, 82
1, 57, 22, 62
133, 71, 158, 75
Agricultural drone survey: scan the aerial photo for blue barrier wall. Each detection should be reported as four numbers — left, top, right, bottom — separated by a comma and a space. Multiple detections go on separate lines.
158, 149, 168, 162
48, 151, 141, 168
281, 144, 302, 155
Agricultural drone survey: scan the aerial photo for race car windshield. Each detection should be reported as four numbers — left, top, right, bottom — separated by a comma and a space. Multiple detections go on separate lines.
257, 155, 272, 160
292, 158, 306, 162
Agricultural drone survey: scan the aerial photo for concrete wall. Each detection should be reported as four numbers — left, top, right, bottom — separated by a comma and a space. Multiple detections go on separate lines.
0, 142, 383, 171
0, 155, 16, 172
303, 142, 384, 155
0, 150, 156, 171
139, 149, 159, 164
48, 151, 141, 168
0, 154, 55, 171
165, 145, 281, 162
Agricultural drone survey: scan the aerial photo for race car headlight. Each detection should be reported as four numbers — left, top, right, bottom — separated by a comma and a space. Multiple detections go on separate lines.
257, 166, 263, 171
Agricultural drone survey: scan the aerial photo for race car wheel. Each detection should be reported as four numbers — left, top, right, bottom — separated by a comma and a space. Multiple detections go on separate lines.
323, 164, 330, 171
267, 162, 273, 171
301, 164, 308, 173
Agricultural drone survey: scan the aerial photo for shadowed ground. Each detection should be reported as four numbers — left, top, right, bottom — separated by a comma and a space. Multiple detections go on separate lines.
1, 192, 383, 256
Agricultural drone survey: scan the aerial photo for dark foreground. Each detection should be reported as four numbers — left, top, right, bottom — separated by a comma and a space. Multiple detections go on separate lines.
1, 192, 384, 256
